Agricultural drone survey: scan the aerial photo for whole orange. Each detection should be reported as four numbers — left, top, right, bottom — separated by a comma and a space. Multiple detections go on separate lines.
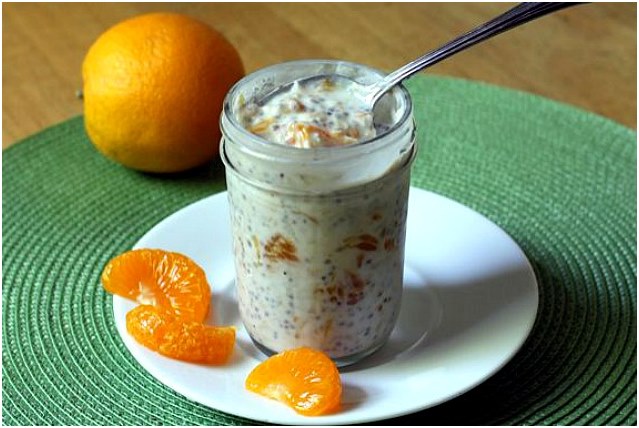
82, 13, 244, 173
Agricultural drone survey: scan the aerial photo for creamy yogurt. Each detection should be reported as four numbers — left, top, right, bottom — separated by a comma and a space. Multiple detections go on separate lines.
237, 78, 389, 147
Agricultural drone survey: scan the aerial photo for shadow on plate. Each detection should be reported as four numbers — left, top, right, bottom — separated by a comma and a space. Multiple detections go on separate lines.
339, 383, 369, 412
343, 261, 536, 373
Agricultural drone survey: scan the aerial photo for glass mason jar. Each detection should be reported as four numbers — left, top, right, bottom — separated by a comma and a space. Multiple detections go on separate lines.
220, 60, 416, 366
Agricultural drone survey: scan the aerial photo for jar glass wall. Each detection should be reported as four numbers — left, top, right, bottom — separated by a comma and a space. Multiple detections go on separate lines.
220, 60, 416, 366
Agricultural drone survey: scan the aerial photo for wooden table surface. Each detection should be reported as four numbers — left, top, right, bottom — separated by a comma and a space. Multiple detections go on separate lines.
3, 2, 637, 148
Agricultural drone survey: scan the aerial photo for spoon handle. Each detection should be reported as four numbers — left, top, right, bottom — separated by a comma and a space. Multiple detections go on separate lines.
366, 2, 585, 105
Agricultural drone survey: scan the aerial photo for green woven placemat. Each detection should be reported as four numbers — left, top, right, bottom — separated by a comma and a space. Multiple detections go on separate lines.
3, 75, 636, 425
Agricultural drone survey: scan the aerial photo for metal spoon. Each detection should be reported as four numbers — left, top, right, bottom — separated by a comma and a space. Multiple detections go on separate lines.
261, 2, 584, 108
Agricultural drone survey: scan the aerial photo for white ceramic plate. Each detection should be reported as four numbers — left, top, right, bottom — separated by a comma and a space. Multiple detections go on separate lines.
113, 187, 538, 425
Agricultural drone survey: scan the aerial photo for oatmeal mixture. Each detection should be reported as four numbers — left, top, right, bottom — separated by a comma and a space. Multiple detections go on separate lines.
226, 167, 409, 361
224, 71, 413, 364
237, 78, 389, 147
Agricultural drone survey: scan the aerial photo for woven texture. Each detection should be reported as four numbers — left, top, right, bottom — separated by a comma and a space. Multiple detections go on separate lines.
3, 76, 636, 425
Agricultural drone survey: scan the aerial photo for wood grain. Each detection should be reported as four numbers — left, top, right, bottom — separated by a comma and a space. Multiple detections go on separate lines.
3, 2, 636, 148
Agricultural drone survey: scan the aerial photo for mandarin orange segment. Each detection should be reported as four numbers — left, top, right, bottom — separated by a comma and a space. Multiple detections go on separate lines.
125, 303, 165, 350
245, 347, 342, 416
101, 249, 210, 322
126, 305, 236, 364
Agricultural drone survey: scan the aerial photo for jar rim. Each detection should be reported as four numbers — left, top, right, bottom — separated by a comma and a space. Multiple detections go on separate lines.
221, 59, 413, 161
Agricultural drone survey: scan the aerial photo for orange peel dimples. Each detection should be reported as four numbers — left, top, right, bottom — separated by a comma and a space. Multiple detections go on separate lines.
82, 12, 245, 173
